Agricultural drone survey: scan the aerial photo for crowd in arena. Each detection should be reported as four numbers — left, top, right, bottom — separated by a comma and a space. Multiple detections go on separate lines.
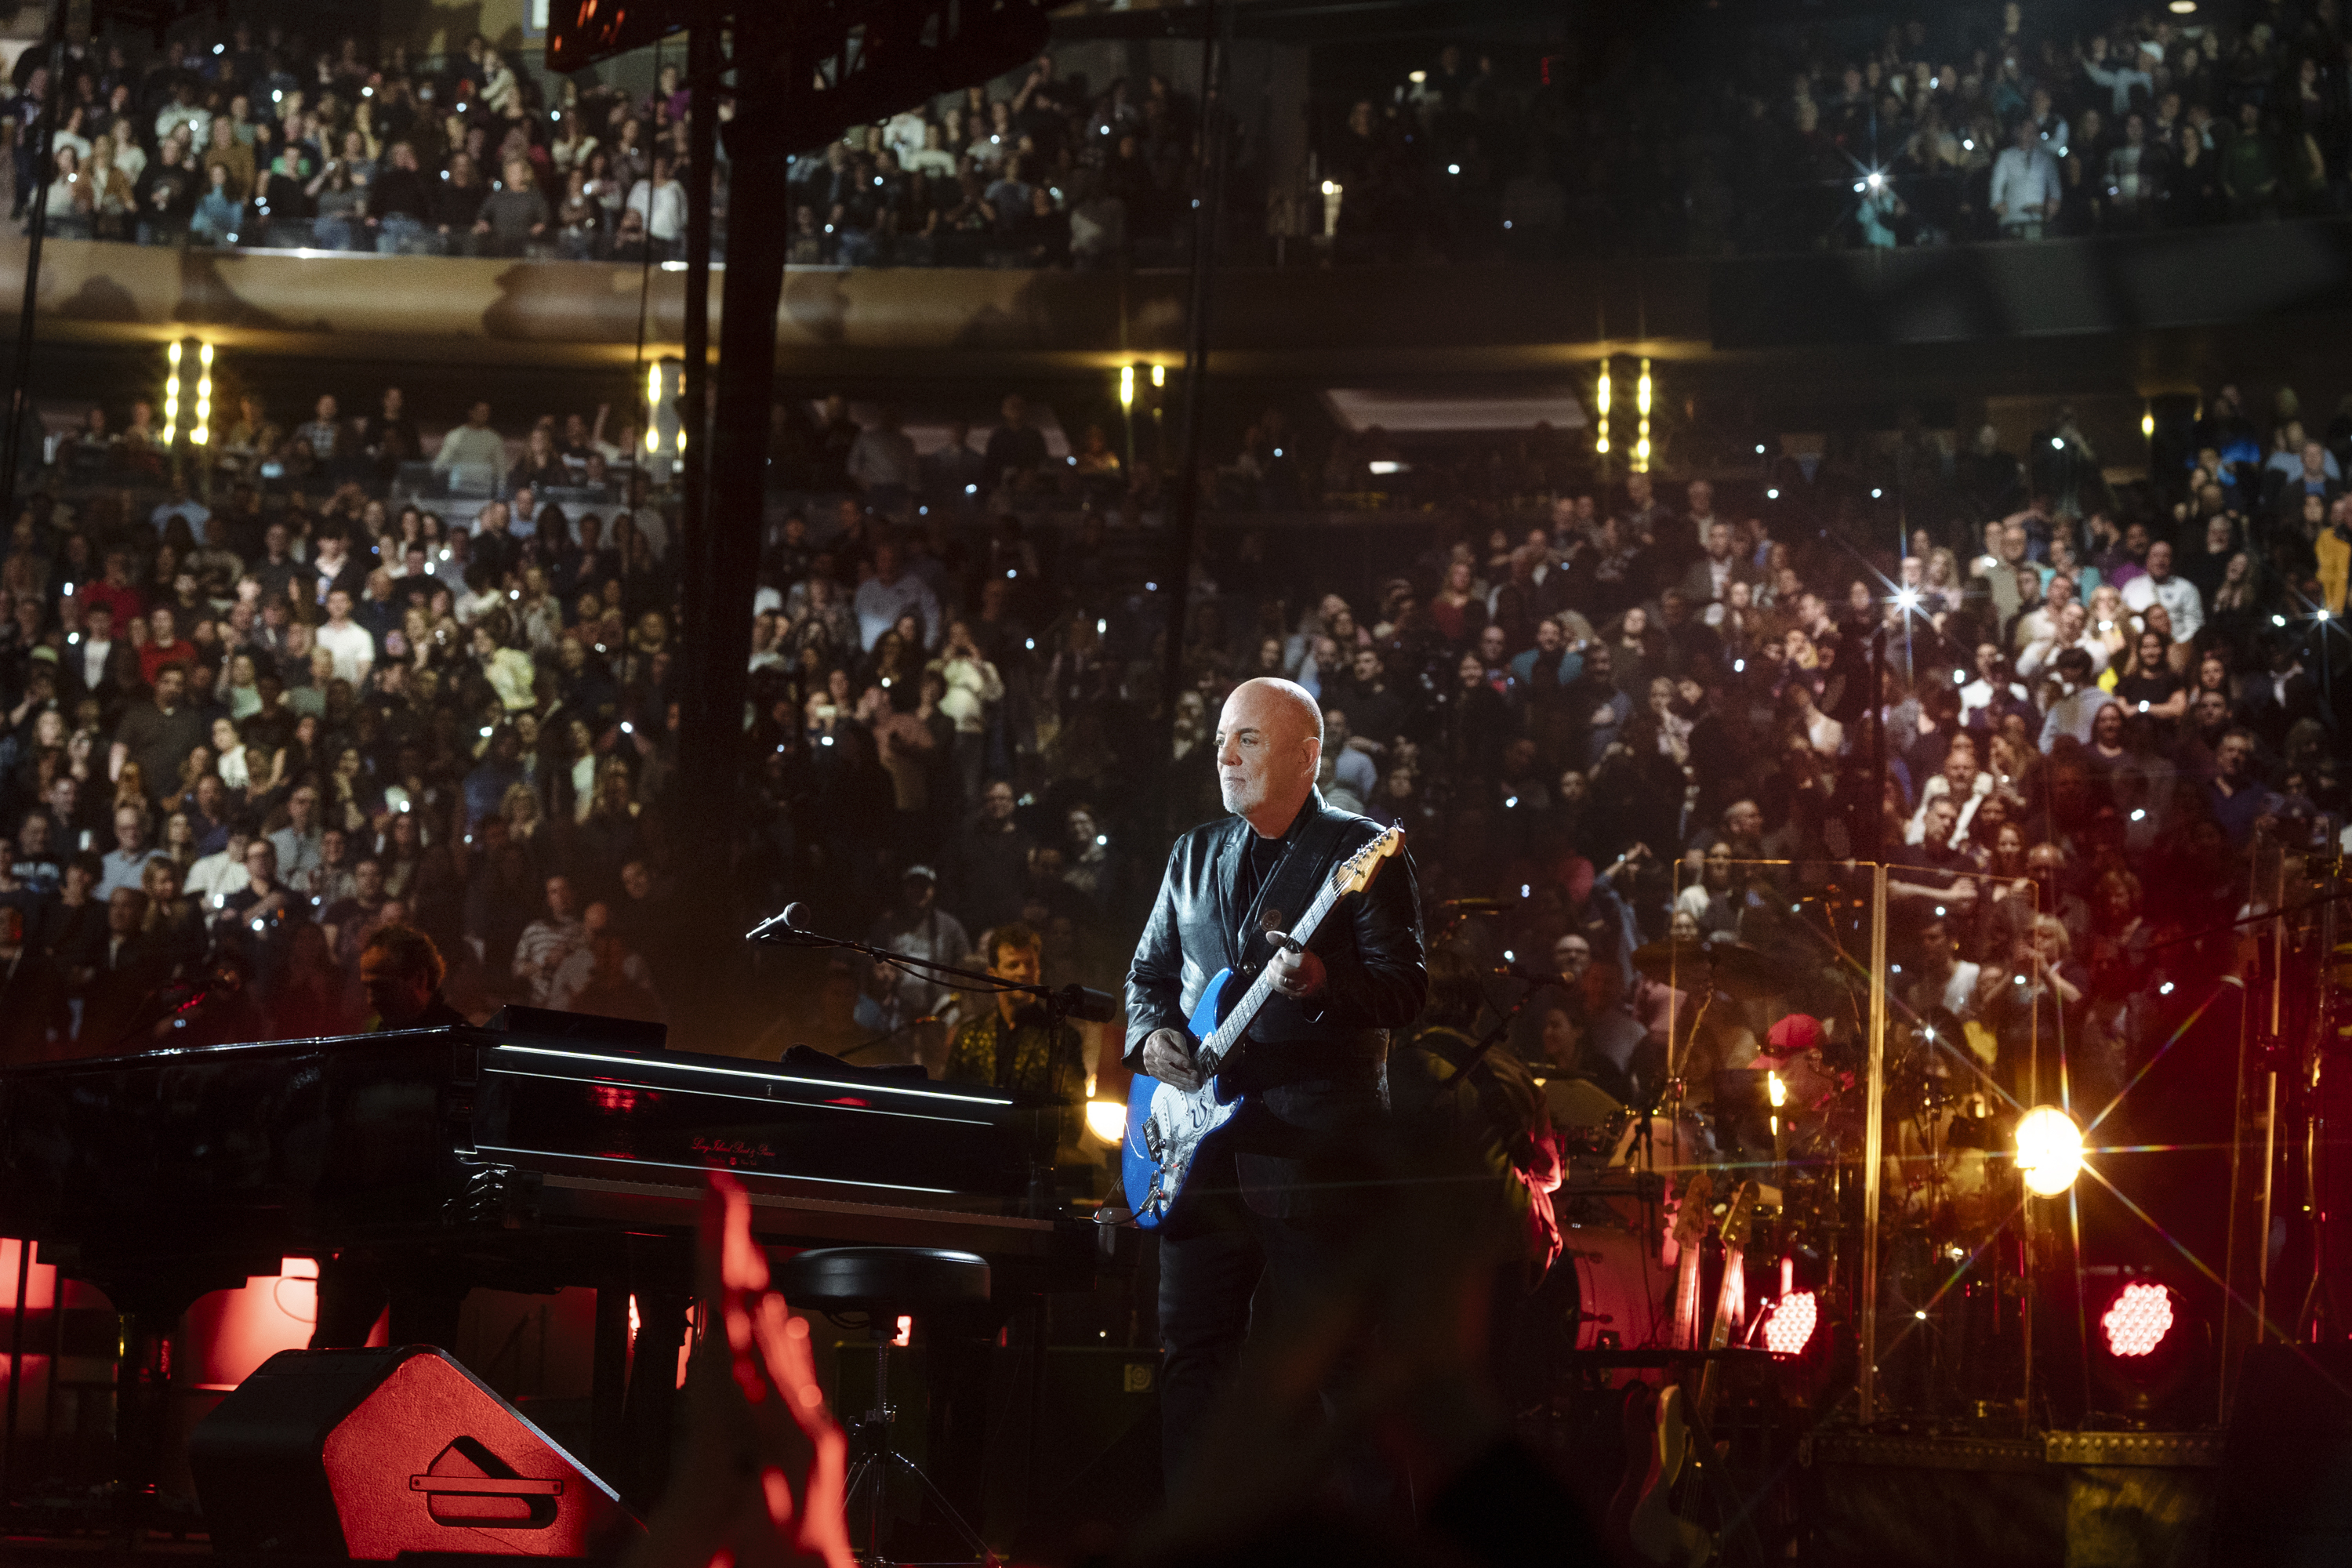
13, 4, 2352, 270
1325, 4, 2352, 257
2, 24, 710, 258
0, 361, 2341, 1131
0, 13, 1213, 268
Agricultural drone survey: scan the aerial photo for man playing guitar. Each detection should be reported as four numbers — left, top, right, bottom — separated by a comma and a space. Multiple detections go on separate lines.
1124, 677, 1425, 1486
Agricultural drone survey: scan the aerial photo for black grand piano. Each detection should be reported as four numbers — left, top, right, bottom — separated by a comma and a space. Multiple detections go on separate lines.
0, 1018, 1126, 1512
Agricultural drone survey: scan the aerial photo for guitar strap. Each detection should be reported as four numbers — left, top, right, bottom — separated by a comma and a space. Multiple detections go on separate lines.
1236, 802, 1353, 967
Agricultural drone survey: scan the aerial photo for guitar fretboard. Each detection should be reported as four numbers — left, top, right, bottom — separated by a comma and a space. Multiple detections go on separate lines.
1197, 874, 1344, 1075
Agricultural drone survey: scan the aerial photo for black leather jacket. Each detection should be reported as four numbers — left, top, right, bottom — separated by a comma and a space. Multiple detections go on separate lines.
1124, 791, 1425, 1208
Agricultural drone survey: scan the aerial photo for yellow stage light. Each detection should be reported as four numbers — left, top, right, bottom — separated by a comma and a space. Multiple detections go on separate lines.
2016, 1105, 2084, 1196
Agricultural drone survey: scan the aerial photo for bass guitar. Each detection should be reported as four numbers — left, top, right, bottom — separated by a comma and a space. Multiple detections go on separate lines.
1120, 824, 1404, 1229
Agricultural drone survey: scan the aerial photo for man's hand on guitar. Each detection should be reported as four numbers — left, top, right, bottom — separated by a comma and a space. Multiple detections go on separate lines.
1142, 1028, 1207, 1091
1269, 938, 1326, 1001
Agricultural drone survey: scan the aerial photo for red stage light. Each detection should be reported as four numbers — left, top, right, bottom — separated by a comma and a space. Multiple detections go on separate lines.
2101, 1282, 2174, 1359
1764, 1290, 1817, 1356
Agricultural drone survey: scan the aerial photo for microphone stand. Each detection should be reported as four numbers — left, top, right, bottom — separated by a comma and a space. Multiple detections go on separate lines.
837, 1012, 939, 1062
753, 914, 1110, 1225
1409, 972, 1569, 1118
746, 915, 1116, 1025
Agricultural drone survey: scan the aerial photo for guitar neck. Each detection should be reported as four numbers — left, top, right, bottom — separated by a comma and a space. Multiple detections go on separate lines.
1706, 1245, 1744, 1352
1198, 877, 1341, 1072
1673, 1247, 1705, 1353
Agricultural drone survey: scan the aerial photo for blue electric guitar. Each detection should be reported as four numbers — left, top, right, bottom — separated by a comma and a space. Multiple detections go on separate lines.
1120, 824, 1405, 1229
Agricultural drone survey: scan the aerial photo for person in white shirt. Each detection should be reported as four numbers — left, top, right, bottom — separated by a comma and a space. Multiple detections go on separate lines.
2082, 38, 2154, 116
625, 156, 688, 249
154, 82, 210, 149
2119, 540, 2204, 643
881, 108, 930, 168
2039, 648, 2107, 752
853, 541, 940, 651
313, 589, 376, 687
2011, 573, 2077, 651
2018, 603, 2111, 681
1907, 737, 1994, 848
433, 401, 508, 484
49, 106, 92, 170
1958, 642, 2027, 730
186, 829, 255, 909
1988, 117, 2060, 238
905, 122, 959, 178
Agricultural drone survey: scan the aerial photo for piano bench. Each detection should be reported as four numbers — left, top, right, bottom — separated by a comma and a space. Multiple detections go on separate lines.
775, 1247, 992, 1316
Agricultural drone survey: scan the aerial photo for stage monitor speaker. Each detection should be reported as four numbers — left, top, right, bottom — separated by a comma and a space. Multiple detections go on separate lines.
189, 1345, 643, 1561
2213, 1343, 2352, 1566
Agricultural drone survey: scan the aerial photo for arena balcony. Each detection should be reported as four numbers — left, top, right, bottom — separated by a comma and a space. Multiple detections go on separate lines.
5, 214, 2351, 384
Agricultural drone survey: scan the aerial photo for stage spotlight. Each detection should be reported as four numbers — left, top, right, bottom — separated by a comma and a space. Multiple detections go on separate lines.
2016, 1105, 2083, 1196
2091, 1276, 2201, 1420
1084, 1101, 1126, 1145
1893, 586, 1920, 612
2101, 1281, 2173, 1358
1763, 1290, 1817, 1356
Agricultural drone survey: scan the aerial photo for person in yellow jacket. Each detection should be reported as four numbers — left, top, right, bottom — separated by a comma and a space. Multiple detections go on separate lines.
2318, 495, 2350, 615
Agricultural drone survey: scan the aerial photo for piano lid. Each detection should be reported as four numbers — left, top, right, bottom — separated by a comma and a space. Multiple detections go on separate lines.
483, 1005, 666, 1054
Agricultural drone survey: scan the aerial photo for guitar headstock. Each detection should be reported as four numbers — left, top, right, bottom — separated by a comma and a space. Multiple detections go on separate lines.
1329, 825, 1404, 897
1671, 1171, 1715, 1248
1719, 1180, 1757, 1253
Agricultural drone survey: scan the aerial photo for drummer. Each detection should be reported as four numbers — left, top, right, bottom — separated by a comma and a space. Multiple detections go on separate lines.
1742, 1011, 1840, 1134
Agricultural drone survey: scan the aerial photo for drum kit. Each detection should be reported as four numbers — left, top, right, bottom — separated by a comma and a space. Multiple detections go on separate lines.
1531, 933, 2031, 1417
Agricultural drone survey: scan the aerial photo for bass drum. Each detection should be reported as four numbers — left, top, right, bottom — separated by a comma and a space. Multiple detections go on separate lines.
1533, 1194, 1682, 1352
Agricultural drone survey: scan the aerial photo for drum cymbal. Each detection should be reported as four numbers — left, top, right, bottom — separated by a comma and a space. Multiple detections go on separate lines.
1629, 937, 1778, 998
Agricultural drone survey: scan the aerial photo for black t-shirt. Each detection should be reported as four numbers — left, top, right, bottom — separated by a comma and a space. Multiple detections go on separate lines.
2113, 670, 2183, 712
370, 165, 432, 221
116, 701, 208, 799
982, 425, 1048, 488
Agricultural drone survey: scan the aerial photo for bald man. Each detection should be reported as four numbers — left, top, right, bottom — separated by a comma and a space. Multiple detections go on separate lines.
1124, 677, 1426, 1486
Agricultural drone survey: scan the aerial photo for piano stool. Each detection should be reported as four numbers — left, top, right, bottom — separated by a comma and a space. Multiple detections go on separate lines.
775, 1247, 993, 1563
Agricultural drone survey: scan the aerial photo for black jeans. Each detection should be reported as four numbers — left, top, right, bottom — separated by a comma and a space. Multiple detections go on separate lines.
1155, 1176, 1357, 1491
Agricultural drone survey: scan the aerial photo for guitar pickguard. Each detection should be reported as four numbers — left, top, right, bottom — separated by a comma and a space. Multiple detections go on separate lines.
1121, 967, 1244, 1228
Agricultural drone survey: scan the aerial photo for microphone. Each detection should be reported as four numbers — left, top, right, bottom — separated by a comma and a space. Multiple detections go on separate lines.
1441, 898, 1506, 913
1494, 964, 1576, 987
744, 902, 818, 942
1055, 984, 1120, 1023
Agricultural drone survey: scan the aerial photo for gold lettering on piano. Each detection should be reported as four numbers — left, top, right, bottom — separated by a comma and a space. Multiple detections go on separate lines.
690, 1136, 779, 1163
